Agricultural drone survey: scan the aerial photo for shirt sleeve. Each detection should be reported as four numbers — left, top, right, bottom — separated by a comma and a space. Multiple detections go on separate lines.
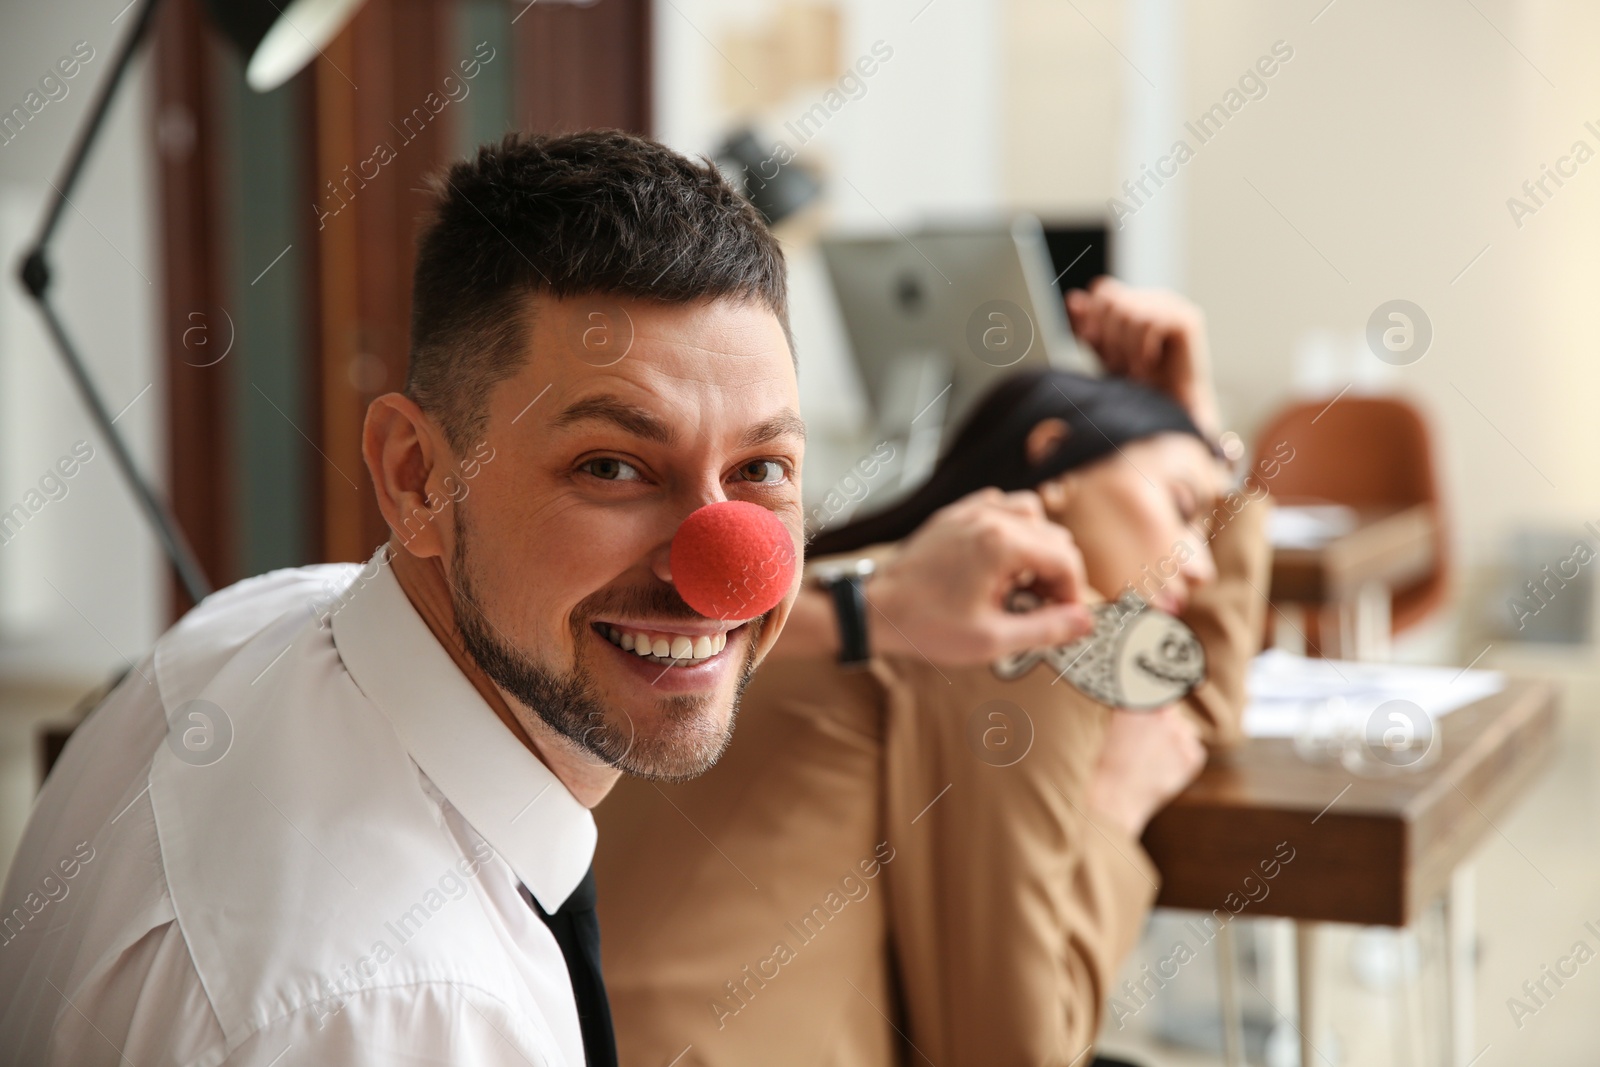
877, 656, 1160, 1066
42, 918, 565, 1067
215, 983, 568, 1067
40, 920, 225, 1067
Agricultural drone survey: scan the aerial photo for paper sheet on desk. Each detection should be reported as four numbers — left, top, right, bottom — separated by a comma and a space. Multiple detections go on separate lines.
1267, 504, 1358, 549
1243, 649, 1506, 738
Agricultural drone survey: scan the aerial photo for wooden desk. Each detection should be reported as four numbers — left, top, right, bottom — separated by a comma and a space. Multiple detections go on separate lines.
1268, 503, 1437, 659
1144, 678, 1557, 925
1144, 679, 1557, 1067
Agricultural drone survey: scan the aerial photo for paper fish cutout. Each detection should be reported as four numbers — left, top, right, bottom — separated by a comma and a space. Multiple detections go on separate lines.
993, 590, 1206, 709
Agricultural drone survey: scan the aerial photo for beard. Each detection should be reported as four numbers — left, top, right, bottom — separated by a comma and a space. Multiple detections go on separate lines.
449, 508, 762, 781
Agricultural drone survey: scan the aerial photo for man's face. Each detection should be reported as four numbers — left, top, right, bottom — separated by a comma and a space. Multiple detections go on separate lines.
444, 294, 803, 781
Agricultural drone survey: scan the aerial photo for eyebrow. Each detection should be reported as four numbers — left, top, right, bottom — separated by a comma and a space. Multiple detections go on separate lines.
551, 396, 806, 450
740, 411, 807, 449
552, 396, 675, 445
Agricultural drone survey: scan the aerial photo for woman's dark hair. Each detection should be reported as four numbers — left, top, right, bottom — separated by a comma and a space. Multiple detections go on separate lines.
811, 369, 1209, 556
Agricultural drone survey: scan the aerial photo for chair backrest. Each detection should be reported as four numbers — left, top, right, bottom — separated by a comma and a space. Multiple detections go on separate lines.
1251, 394, 1449, 635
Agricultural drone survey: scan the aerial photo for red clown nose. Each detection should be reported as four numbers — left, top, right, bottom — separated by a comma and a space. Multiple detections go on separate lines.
670, 501, 797, 621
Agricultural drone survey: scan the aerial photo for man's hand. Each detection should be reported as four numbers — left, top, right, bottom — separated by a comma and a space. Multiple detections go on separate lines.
1065, 277, 1219, 437
1086, 705, 1206, 839
866, 488, 1095, 666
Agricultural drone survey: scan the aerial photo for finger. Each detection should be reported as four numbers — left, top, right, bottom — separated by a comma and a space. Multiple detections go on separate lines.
1065, 289, 1091, 333
994, 519, 1088, 606
990, 489, 1047, 520
1090, 277, 1140, 323
1097, 313, 1133, 375
1103, 305, 1139, 369
988, 602, 1094, 654
945, 488, 1045, 525
1068, 293, 1103, 347
1120, 317, 1152, 378
1138, 319, 1165, 378
942, 486, 1006, 519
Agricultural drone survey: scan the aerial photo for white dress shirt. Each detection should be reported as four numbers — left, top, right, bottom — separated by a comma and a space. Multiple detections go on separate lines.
0, 552, 597, 1066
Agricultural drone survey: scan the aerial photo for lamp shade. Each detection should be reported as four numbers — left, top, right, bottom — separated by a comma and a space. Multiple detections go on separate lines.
715, 127, 822, 227
203, 0, 369, 91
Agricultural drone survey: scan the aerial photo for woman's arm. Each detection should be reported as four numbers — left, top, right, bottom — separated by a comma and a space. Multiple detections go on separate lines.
878, 657, 1163, 1065
1066, 278, 1221, 439
874, 500, 1268, 1062
1179, 492, 1273, 746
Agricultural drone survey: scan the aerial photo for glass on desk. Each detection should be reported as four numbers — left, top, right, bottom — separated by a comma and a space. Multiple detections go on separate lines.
1291, 695, 1441, 775
1292, 695, 1351, 765
1341, 697, 1440, 775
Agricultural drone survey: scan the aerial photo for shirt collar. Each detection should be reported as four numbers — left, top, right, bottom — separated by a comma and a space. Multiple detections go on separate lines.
331, 549, 596, 912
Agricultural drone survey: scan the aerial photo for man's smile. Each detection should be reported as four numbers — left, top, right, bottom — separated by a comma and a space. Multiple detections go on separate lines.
588, 617, 756, 696
594, 621, 732, 663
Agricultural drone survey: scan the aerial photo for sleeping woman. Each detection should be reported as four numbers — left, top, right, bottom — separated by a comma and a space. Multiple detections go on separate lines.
593, 280, 1275, 1067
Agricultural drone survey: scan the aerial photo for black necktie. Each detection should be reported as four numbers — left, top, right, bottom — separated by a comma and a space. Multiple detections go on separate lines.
524, 867, 618, 1067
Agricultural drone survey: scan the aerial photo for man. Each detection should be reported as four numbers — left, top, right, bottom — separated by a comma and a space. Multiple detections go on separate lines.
0, 131, 1094, 1066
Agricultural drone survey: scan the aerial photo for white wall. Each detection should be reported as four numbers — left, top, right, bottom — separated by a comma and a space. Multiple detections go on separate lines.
0, 1, 162, 679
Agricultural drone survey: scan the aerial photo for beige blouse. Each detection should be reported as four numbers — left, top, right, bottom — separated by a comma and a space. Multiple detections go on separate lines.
595, 500, 1269, 1066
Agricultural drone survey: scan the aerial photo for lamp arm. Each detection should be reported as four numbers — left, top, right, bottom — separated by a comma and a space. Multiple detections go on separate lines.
27, 0, 165, 255
30, 297, 213, 604
15, 0, 213, 607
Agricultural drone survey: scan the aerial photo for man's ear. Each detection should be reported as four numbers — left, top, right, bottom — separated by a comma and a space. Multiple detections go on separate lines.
1025, 417, 1072, 466
364, 393, 449, 559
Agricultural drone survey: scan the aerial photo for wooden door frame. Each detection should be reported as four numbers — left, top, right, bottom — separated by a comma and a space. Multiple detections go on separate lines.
157, 0, 654, 581
153, 0, 233, 615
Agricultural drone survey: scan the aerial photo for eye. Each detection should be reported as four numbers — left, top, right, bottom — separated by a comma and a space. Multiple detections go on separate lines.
580, 457, 644, 482
734, 459, 789, 485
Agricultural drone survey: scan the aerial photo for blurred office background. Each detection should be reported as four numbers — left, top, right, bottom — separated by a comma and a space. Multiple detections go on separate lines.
4, 0, 1600, 1063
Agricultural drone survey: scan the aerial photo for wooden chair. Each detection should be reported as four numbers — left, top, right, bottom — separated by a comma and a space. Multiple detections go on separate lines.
1251, 394, 1449, 646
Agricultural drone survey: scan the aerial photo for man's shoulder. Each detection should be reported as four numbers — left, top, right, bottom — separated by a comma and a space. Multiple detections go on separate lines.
141, 558, 544, 1050
165, 561, 364, 658
148, 560, 366, 713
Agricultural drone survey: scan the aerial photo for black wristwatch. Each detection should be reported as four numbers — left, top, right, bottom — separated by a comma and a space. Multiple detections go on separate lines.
813, 559, 876, 668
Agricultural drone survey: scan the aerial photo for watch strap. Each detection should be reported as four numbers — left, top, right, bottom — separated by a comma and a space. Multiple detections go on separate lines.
827, 574, 871, 667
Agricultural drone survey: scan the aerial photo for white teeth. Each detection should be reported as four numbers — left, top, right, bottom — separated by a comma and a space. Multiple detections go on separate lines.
603, 626, 730, 661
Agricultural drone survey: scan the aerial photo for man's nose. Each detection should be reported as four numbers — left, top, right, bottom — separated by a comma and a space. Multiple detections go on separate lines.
648, 490, 732, 585
666, 500, 798, 621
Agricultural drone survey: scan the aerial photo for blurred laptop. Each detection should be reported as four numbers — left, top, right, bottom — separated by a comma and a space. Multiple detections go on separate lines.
820, 216, 1108, 492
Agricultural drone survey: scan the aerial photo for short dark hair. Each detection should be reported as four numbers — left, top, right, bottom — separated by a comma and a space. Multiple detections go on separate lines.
407, 129, 790, 450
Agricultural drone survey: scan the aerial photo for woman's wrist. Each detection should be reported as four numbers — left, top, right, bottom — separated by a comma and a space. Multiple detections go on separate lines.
1086, 775, 1148, 839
